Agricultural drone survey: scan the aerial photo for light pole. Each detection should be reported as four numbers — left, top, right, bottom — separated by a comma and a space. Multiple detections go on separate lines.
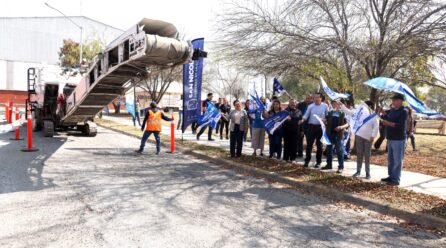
45, 2, 83, 66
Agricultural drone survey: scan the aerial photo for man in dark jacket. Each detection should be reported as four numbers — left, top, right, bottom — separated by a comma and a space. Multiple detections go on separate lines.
283, 99, 303, 162
297, 94, 313, 157
380, 94, 408, 186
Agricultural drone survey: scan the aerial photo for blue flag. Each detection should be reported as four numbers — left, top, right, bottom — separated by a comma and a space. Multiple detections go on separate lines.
182, 38, 205, 132
249, 90, 265, 114
198, 102, 221, 130
125, 87, 136, 118
364, 77, 441, 116
273, 78, 286, 97
264, 111, 289, 135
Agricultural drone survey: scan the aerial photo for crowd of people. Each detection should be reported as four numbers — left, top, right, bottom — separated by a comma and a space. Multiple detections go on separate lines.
189, 91, 415, 186
137, 91, 416, 186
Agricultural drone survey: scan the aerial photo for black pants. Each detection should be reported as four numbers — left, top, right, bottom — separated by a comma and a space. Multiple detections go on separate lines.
284, 131, 298, 161
305, 124, 323, 164
219, 119, 229, 138
269, 133, 283, 159
297, 131, 304, 156
191, 122, 198, 134
230, 124, 244, 157
374, 125, 386, 149
197, 124, 212, 140
216, 121, 220, 134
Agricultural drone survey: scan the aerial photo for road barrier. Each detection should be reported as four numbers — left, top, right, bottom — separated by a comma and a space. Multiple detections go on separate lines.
10, 106, 23, 141
5, 103, 10, 123
21, 111, 39, 152
170, 114, 175, 153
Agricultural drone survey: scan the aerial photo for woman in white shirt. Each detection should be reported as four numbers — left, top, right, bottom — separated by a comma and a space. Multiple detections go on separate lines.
228, 100, 249, 158
341, 100, 379, 180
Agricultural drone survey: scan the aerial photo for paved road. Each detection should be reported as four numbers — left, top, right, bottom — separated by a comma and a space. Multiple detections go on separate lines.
0, 125, 444, 247
103, 115, 446, 199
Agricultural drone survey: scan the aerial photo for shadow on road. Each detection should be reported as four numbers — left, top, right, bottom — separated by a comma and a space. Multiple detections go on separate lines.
0, 125, 66, 194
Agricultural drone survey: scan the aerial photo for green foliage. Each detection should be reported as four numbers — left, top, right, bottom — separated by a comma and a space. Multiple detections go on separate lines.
280, 74, 319, 101
59, 39, 80, 68
426, 87, 446, 114
58, 38, 104, 68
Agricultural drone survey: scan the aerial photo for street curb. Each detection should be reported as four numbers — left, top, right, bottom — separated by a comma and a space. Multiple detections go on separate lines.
98, 123, 446, 231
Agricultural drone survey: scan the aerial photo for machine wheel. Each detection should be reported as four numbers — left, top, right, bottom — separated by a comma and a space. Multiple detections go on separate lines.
32, 110, 42, 131
83, 121, 97, 137
43, 120, 54, 137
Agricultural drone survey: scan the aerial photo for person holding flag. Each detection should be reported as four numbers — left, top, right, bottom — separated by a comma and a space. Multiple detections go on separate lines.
380, 94, 408, 186
197, 93, 215, 141
263, 99, 288, 159
302, 92, 329, 168
136, 102, 173, 155
228, 100, 249, 158
341, 100, 379, 179
321, 100, 349, 173
250, 96, 266, 156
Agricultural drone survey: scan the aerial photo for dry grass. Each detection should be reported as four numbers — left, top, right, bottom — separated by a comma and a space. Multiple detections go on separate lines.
96, 117, 446, 220
359, 133, 446, 178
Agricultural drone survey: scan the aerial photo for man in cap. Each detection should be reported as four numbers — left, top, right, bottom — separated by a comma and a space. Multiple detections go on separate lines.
380, 94, 408, 186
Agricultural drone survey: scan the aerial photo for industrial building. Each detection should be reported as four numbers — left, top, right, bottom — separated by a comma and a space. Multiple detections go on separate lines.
0, 16, 123, 104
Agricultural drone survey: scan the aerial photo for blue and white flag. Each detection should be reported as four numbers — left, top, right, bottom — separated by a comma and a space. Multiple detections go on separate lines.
314, 114, 331, 145
182, 38, 205, 132
250, 90, 265, 114
125, 87, 136, 118
349, 103, 378, 135
198, 101, 221, 130
265, 111, 289, 135
273, 78, 286, 97
364, 77, 441, 116
320, 77, 350, 100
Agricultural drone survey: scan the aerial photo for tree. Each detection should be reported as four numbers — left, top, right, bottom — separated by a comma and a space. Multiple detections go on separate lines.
58, 38, 104, 75
426, 87, 446, 114
137, 66, 182, 104
216, 0, 446, 103
202, 61, 247, 102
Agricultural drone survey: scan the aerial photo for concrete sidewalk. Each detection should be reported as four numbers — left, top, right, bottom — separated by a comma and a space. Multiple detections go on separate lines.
102, 115, 446, 199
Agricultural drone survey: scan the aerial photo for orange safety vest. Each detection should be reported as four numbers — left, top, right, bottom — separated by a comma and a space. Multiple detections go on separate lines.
146, 110, 162, 132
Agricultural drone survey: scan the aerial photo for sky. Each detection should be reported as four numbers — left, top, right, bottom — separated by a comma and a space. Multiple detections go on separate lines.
0, 0, 222, 41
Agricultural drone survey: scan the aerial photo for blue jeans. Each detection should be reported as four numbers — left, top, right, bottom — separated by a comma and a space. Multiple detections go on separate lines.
133, 112, 141, 127
326, 134, 344, 169
387, 140, 406, 183
139, 131, 161, 153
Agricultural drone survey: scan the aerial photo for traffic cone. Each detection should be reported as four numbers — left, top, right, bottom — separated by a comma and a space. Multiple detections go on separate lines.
21, 111, 39, 152
10, 106, 24, 141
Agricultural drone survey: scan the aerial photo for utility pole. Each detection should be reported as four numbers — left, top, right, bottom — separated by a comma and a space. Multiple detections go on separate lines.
45, 2, 83, 65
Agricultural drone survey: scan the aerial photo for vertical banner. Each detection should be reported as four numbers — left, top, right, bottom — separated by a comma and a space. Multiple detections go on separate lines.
182, 38, 205, 132
125, 86, 136, 118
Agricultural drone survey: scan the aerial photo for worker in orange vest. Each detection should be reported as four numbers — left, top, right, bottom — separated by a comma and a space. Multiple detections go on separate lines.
136, 102, 173, 154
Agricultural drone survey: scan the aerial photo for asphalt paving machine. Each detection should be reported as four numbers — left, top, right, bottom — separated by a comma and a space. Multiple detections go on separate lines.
27, 18, 195, 137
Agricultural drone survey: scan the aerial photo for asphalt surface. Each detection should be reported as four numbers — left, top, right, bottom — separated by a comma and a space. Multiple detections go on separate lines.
0, 125, 445, 247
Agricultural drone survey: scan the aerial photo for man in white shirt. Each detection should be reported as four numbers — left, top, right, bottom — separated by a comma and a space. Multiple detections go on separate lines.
341, 100, 379, 179
301, 93, 329, 168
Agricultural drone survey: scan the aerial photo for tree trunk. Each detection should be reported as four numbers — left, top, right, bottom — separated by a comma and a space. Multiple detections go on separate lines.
112, 102, 121, 114
369, 88, 379, 105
